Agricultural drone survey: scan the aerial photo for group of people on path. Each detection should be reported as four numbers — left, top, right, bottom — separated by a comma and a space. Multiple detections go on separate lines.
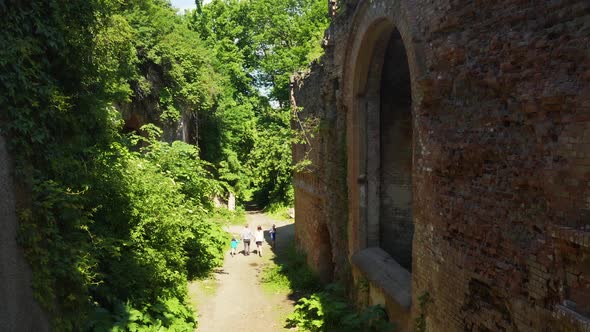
230, 224, 276, 257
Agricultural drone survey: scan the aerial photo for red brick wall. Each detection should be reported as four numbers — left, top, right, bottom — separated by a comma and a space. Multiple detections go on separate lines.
292, 0, 590, 330
413, 1, 590, 330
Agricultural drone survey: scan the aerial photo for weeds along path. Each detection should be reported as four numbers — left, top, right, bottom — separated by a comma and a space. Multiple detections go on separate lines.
189, 212, 296, 331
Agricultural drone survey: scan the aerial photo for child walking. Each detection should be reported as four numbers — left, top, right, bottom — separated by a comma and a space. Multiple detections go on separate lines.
230, 237, 239, 257
255, 225, 264, 257
269, 224, 276, 249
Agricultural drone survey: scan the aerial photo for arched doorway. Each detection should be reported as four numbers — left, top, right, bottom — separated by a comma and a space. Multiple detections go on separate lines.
343, 4, 424, 319
317, 223, 334, 283
352, 21, 414, 272
378, 30, 413, 271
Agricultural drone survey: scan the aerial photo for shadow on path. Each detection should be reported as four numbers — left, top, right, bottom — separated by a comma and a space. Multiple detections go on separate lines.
263, 223, 320, 303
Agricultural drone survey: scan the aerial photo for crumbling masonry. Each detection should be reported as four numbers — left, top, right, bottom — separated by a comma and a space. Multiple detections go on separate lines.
291, 1, 590, 331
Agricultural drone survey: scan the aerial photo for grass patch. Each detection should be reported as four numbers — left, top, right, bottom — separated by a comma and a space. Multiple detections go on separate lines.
260, 243, 319, 295
207, 207, 246, 225
263, 203, 293, 221
260, 264, 291, 293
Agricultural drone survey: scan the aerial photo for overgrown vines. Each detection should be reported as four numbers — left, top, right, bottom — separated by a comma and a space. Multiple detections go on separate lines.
1, 1, 225, 330
1, 0, 330, 330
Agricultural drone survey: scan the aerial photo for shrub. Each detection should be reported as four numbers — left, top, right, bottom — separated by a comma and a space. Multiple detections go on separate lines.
286, 284, 395, 332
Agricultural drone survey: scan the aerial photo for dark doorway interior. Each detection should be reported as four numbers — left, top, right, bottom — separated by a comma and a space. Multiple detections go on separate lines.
378, 30, 413, 272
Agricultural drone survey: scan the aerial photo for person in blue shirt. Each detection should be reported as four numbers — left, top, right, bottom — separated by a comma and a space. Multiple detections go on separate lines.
269, 224, 276, 249
230, 237, 239, 257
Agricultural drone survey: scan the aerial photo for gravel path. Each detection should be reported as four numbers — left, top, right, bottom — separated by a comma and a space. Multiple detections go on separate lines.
189, 212, 295, 331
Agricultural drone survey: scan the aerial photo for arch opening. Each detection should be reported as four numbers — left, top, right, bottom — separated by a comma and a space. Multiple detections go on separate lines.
378, 30, 413, 271
317, 223, 334, 283
357, 25, 414, 273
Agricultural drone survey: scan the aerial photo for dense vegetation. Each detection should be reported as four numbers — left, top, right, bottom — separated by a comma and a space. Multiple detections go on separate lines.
190, 0, 329, 207
1, 0, 327, 330
260, 246, 395, 332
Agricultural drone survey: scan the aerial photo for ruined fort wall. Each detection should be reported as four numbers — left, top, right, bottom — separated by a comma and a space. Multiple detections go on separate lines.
292, 60, 349, 282
293, 0, 590, 331
0, 135, 49, 331
408, 1, 590, 330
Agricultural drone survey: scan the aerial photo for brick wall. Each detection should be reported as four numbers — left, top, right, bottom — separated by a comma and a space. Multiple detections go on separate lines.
292, 0, 590, 331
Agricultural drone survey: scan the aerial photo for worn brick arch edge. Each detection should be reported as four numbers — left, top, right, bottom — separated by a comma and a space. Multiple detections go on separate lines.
338, 2, 429, 326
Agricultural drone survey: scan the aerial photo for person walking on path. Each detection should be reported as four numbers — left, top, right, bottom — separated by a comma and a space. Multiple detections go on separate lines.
241, 225, 253, 255
269, 224, 276, 249
230, 237, 239, 257
255, 225, 265, 257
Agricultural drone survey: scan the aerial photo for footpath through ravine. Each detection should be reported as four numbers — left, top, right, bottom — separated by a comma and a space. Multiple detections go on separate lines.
188, 212, 296, 331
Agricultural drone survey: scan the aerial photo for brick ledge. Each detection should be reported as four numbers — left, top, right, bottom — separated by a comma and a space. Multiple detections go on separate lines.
549, 226, 590, 248
351, 247, 412, 310
553, 304, 590, 330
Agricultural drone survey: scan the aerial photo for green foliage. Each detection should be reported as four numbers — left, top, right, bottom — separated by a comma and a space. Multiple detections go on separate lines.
1, 0, 226, 330
246, 0, 330, 105
260, 244, 319, 293
119, 0, 219, 127
207, 207, 247, 226
260, 245, 394, 332
286, 284, 396, 332
1, 0, 330, 329
138, 130, 223, 209
189, 0, 329, 207
17, 121, 227, 330
414, 292, 432, 332
260, 265, 292, 293
248, 108, 295, 206
263, 203, 293, 221
87, 297, 195, 332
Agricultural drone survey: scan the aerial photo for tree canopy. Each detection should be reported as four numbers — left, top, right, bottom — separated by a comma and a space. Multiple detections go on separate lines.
0, 0, 328, 329
190, 0, 328, 205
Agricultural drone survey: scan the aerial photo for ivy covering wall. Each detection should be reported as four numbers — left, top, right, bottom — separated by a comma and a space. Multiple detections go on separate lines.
0, 0, 327, 330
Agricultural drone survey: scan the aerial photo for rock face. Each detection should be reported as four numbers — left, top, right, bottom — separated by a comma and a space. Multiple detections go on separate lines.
0, 135, 49, 332
118, 101, 198, 144
291, 0, 590, 331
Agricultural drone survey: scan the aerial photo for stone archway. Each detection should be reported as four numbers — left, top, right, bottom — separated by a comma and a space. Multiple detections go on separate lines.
344, 1, 424, 257
342, 1, 425, 326
351, 22, 414, 269
317, 222, 334, 283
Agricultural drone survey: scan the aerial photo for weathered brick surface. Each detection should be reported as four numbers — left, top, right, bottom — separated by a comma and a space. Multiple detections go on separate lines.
292, 62, 349, 283
292, 0, 590, 331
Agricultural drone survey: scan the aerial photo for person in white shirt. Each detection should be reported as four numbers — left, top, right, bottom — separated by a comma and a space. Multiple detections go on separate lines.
254, 225, 265, 257
241, 224, 253, 256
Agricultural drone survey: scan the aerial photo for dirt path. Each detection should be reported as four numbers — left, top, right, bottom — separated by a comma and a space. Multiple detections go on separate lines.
188, 212, 295, 331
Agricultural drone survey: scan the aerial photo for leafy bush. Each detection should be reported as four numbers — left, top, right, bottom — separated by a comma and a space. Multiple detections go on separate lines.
16, 123, 227, 330
259, 245, 394, 332
286, 284, 396, 332
87, 297, 195, 332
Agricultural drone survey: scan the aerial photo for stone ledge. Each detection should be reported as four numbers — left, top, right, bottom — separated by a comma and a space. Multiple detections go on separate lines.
351, 247, 412, 310
553, 304, 590, 331
549, 226, 590, 248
